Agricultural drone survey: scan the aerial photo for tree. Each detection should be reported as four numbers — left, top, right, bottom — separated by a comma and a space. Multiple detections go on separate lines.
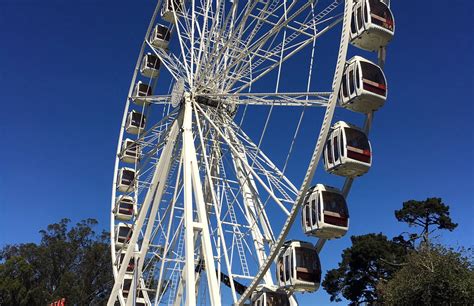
322, 233, 408, 305
378, 244, 474, 304
395, 197, 457, 245
0, 218, 112, 305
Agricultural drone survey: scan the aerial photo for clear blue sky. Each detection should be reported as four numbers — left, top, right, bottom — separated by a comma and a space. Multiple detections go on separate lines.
0, 1, 473, 305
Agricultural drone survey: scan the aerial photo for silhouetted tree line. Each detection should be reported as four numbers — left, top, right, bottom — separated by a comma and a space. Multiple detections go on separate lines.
322, 197, 474, 305
0, 219, 112, 305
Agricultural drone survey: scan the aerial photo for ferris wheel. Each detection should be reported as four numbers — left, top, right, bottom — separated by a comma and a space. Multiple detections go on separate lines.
108, 0, 395, 305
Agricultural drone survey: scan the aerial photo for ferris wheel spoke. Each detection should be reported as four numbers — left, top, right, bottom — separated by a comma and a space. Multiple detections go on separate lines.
197, 0, 240, 88
147, 44, 188, 82
231, 15, 343, 93
220, 134, 296, 207
219, 124, 298, 249
219, 160, 257, 277
194, 119, 280, 283
172, 4, 194, 85
224, 0, 291, 68
156, 212, 185, 304
194, 0, 213, 79
217, 162, 272, 286
224, 2, 344, 92
213, 0, 279, 77
199, 0, 275, 89
195, 102, 290, 218
227, 118, 298, 196
212, 0, 313, 89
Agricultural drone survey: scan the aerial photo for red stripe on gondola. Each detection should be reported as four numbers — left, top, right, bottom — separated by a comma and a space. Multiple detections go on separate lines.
347, 150, 371, 163
371, 14, 394, 30
363, 83, 386, 96
324, 215, 348, 227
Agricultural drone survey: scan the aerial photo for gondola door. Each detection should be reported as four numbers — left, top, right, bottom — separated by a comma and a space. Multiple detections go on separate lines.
303, 189, 319, 234
284, 251, 292, 287
354, 60, 364, 97
332, 127, 343, 169
324, 135, 334, 171
362, 0, 370, 32
347, 62, 357, 102
354, 1, 364, 37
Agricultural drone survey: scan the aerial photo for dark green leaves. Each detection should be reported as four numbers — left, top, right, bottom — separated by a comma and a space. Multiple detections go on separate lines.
395, 197, 457, 244
0, 219, 112, 305
322, 233, 408, 305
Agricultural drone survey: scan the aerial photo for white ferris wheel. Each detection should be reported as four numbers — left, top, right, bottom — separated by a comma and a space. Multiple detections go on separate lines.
108, 0, 395, 305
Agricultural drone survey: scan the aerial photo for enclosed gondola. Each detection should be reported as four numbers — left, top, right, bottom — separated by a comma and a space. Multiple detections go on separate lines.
120, 138, 141, 164
323, 121, 372, 177
114, 195, 137, 221
125, 110, 146, 135
140, 53, 161, 78
251, 285, 290, 306
115, 223, 133, 250
117, 167, 136, 193
132, 81, 153, 106
118, 249, 135, 273
161, 0, 183, 23
150, 24, 171, 49
302, 184, 349, 239
339, 56, 387, 113
276, 240, 321, 292
350, 0, 395, 51
121, 273, 133, 298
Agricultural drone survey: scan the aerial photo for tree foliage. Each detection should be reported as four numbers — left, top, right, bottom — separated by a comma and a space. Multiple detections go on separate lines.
0, 218, 112, 305
395, 197, 457, 244
322, 197, 472, 304
378, 245, 474, 304
322, 233, 408, 305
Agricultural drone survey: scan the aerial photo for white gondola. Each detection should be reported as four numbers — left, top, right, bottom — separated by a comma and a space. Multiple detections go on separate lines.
114, 195, 137, 221
339, 56, 387, 113
117, 167, 136, 193
323, 121, 372, 177
140, 53, 161, 78
161, 0, 183, 23
119, 138, 141, 164
125, 110, 146, 135
302, 184, 349, 239
276, 241, 321, 292
150, 24, 171, 49
121, 273, 133, 299
251, 285, 290, 306
115, 223, 133, 250
118, 249, 135, 273
132, 81, 153, 106
350, 0, 395, 51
